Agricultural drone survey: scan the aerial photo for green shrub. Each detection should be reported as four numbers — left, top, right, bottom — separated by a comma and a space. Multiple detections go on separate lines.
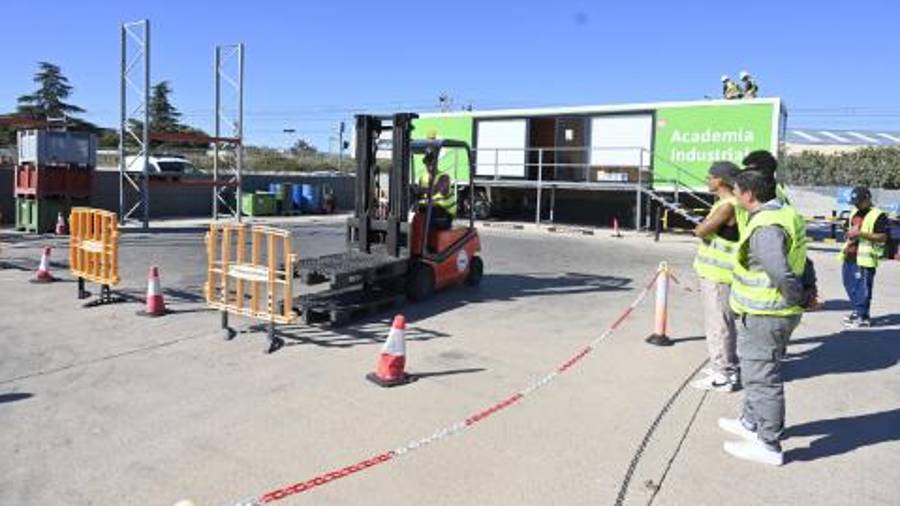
783, 147, 900, 189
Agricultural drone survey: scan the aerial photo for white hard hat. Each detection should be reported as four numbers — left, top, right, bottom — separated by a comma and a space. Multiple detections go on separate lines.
740, 70, 750, 79
721, 74, 729, 82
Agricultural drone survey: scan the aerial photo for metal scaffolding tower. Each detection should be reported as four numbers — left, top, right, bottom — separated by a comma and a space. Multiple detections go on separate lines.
213, 44, 244, 221
118, 19, 245, 227
119, 19, 151, 228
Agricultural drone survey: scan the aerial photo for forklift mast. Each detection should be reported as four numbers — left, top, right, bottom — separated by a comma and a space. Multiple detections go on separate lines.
349, 113, 418, 257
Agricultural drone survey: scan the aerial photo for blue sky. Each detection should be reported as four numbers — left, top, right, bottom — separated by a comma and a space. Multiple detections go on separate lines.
2, 0, 897, 149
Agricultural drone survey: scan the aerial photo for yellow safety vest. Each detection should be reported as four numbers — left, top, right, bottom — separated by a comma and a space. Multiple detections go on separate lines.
724, 81, 742, 99
693, 197, 739, 284
839, 207, 885, 268
418, 172, 457, 217
729, 203, 808, 316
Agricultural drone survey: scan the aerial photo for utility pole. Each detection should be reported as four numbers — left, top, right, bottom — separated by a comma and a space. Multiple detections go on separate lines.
338, 121, 345, 172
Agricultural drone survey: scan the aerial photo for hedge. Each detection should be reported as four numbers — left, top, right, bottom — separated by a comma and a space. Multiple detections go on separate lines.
782, 147, 900, 189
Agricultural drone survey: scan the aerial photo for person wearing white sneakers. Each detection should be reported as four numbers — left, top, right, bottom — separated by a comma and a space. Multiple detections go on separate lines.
691, 161, 742, 393
721, 170, 817, 466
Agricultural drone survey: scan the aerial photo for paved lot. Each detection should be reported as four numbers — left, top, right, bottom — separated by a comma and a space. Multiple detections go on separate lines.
1, 216, 897, 506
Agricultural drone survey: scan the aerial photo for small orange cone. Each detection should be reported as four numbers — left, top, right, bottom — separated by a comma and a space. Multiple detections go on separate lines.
366, 314, 413, 387
612, 217, 623, 238
31, 246, 57, 283
55, 212, 68, 235
137, 265, 169, 316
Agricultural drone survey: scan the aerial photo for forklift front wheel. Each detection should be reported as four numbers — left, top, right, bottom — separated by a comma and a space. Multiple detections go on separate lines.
406, 263, 435, 302
466, 256, 484, 286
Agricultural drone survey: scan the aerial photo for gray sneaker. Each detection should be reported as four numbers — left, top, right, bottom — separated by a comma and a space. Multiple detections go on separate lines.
845, 318, 872, 329
842, 313, 858, 325
691, 373, 737, 392
718, 417, 757, 441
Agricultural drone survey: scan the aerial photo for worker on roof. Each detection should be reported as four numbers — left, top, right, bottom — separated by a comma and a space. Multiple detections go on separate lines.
839, 186, 890, 328
740, 70, 759, 98
691, 161, 742, 393
722, 75, 742, 100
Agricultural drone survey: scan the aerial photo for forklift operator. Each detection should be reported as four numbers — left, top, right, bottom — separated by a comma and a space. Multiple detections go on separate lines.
415, 147, 457, 230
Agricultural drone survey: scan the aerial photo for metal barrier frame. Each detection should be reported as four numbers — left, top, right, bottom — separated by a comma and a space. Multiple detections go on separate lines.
205, 223, 296, 325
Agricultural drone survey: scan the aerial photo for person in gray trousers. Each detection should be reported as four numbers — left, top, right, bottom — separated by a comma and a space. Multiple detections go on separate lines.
719, 170, 817, 466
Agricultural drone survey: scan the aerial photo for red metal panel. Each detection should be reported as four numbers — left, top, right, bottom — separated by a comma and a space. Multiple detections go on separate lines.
14, 163, 94, 198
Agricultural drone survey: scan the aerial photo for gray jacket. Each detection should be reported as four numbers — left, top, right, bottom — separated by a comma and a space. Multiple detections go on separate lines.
747, 200, 817, 307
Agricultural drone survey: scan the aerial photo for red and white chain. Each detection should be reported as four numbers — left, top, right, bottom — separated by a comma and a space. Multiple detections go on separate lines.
228, 269, 662, 505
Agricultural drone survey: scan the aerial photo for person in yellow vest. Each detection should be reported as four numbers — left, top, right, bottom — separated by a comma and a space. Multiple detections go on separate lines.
722, 75, 742, 100
740, 70, 759, 98
691, 161, 742, 392
839, 186, 889, 328
719, 170, 817, 466
416, 135, 457, 231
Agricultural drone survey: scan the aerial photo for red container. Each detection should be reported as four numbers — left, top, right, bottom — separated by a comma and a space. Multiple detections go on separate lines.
14, 163, 94, 198
65, 169, 94, 198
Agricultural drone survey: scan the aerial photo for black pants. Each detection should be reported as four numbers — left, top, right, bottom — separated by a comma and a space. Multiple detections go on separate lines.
420, 205, 452, 231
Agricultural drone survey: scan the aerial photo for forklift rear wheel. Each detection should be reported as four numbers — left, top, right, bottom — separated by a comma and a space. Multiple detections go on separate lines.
406, 263, 435, 302
466, 256, 484, 286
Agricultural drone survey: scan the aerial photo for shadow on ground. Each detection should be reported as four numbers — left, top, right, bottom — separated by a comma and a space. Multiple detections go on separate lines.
0, 392, 33, 405
787, 408, 900, 462
784, 320, 900, 382
243, 272, 632, 350
815, 299, 852, 312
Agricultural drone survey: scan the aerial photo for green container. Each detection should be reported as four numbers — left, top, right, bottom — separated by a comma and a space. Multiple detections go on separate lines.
15, 197, 86, 234
268, 183, 292, 215
241, 192, 277, 217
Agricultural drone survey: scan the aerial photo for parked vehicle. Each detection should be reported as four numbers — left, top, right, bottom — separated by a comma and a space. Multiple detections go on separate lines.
124, 155, 198, 175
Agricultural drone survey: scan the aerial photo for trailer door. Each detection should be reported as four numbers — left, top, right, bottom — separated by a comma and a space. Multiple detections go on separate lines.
590, 114, 653, 169
475, 119, 527, 178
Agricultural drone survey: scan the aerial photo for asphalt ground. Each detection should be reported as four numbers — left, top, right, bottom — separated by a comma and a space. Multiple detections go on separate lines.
1, 215, 897, 506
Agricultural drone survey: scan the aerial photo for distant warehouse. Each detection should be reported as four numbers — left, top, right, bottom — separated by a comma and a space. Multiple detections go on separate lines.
404, 98, 787, 226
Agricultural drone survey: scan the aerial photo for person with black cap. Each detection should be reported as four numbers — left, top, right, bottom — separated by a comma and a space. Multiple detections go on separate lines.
839, 186, 889, 328
691, 161, 742, 392
742, 150, 791, 205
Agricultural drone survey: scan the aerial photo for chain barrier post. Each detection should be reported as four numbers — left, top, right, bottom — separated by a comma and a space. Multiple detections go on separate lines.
645, 262, 673, 346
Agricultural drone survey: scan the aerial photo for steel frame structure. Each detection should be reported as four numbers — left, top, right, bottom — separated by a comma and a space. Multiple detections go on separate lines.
213, 44, 245, 221
119, 19, 151, 228
118, 19, 245, 228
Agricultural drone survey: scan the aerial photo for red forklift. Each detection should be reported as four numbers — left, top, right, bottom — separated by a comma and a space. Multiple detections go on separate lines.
294, 113, 482, 326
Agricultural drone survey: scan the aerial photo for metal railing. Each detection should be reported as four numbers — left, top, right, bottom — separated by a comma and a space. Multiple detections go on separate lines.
436, 146, 714, 230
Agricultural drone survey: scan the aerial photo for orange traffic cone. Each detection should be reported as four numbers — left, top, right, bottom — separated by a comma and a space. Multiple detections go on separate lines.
31, 247, 57, 283
137, 265, 169, 317
55, 212, 68, 235
366, 314, 413, 387
612, 217, 623, 238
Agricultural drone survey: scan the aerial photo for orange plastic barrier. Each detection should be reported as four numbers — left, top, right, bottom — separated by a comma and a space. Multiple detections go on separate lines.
205, 223, 296, 324
69, 207, 120, 286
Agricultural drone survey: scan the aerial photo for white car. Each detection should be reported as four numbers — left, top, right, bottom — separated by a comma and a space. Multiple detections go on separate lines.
124, 155, 198, 175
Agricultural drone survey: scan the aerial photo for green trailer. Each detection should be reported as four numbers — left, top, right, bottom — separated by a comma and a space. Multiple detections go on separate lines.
412, 97, 786, 224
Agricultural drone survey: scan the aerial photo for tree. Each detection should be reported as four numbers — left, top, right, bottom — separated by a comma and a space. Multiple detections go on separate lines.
149, 81, 182, 132
290, 138, 319, 155
17, 62, 86, 119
